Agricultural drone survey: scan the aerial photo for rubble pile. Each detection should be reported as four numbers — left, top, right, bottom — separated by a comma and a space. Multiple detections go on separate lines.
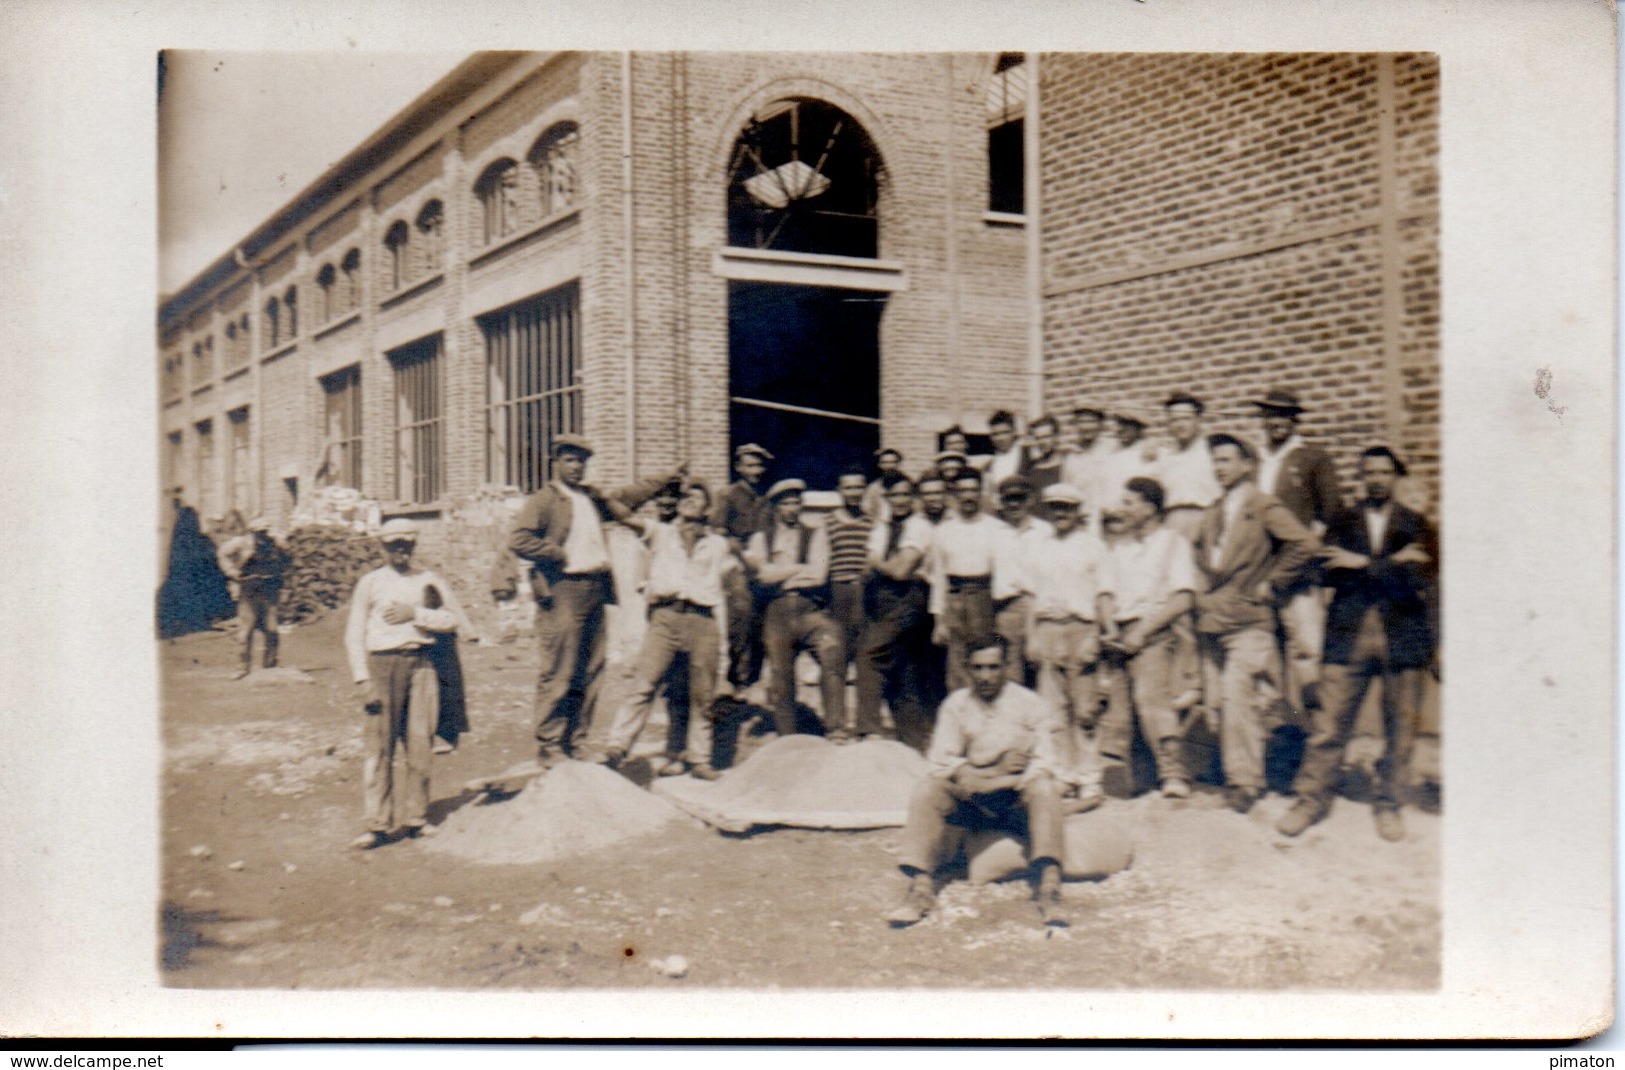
279, 524, 384, 624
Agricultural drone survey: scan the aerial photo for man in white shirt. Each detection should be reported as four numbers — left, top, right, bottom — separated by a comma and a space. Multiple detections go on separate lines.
1060, 405, 1113, 517
928, 468, 1013, 692
598, 482, 736, 779
992, 475, 1055, 685
886, 637, 1069, 928
744, 479, 843, 738
1025, 483, 1113, 812
982, 410, 1025, 508
510, 434, 682, 766
343, 518, 468, 849
1098, 477, 1201, 800
853, 473, 937, 749
1156, 392, 1222, 539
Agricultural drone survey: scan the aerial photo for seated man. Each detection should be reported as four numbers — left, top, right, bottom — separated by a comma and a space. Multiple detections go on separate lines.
886, 637, 1069, 928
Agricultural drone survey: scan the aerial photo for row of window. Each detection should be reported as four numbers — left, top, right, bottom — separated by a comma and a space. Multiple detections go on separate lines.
314, 282, 581, 505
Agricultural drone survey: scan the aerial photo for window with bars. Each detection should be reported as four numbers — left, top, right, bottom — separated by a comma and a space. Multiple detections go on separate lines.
227, 406, 252, 513
284, 286, 299, 337
482, 283, 580, 493
475, 159, 521, 246
321, 365, 363, 491
341, 248, 362, 313
987, 53, 1027, 215
195, 418, 215, 515
415, 200, 444, 277
391, 336, 444, 503
529, 123, 580, 219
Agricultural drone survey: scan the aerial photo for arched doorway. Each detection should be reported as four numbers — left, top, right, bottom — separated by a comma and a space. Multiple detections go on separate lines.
724, 98, 886, 488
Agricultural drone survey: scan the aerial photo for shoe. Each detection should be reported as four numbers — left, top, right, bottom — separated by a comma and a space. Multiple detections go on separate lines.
653, 757, 689, 777
885, 879, 936, 927
1373, 805, 1405, 842
350, 830, 386, 851
826, 728, 854, 744
1034, 863, 1069, 927
406, 823, 437, 840
1275, 797, 1328, 837
1064, 791, 1105, 815
689, 763, 722, 781
432, 736, 455, 755
1160, 777, 1191, 799
1225, 785, 1260, 814
582, 746, 626, 768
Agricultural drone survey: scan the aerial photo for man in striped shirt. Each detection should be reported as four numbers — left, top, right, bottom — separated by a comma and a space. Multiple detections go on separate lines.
823, 467, 876, 740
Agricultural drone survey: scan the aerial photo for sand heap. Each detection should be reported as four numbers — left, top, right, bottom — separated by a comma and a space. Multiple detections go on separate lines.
652, 735, 928, 833
424, 761, 694, 865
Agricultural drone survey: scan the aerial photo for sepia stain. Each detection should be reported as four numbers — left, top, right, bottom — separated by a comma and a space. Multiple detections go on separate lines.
1534, 366, 1568, 418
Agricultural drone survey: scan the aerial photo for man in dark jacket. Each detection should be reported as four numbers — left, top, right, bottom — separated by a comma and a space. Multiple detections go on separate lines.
1276, 447, 1436, 842
711, 443, 775, 699
509, 435, 680, 765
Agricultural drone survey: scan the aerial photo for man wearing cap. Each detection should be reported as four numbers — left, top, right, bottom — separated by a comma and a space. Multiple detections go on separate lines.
744, 479, 844, 737
1276, 446, 1436, 842
1191, 434, 1318, 814
824, 466, 877, 739
598, 481, 737, 779
712, 443, 775, 700
862, 448, 904, 521
1020, 414, 1067, 498
1254, 388, 1343, 714
992, 475, 1054, 686
928, 468, 1014, 692
1156, 393, 1222, 540
1097, 477, 1201, 800
1026, 483, 1114, 811
216, 517, 291, 676
510, 435, 682, 766
854, 472, 937, 749
344, 519, 470, 849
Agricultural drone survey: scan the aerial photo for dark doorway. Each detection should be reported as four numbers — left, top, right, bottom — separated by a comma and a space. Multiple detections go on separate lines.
728, 281, 882, 490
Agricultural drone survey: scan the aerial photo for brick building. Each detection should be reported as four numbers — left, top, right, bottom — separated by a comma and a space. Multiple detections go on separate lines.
158, 51, 1439, 612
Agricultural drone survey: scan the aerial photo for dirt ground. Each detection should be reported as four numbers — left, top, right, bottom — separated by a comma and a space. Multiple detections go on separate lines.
160, 613, 1439, 991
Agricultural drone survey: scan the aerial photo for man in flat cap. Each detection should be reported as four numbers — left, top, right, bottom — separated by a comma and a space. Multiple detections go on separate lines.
1026, 482, 1114, 812
744, 479, 844, 737
711, 443, 775, 701
344, 518, 471, 849
510, 435, 682, 767
1253, 388, 1343, 716
217, 516, 291, 677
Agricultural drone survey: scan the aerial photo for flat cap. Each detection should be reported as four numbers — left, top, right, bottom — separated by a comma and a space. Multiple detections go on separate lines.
552, 433, 594, 457
379, 518, 419, 542
1041, 482, 1084, 505
997, 475, 1035, 497
765, 478, 806, 501
1253, 388, 1305, 414
734, 443, 775, 462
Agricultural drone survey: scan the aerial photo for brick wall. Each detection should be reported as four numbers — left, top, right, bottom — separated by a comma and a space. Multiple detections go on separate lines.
1039, 52, 1440, 514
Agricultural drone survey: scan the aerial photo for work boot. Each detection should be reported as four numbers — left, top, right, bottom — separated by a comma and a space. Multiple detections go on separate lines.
1034, 861, 1069, 927
349, 830, 386, 851
689, 763, 722, 781
1275, 796, 1328, 837
263, 634, 279, 669
1225, 785, 1260, 815
885, 870, 936, 927
432, 735, 455, 755
1160, 777, 1192, 800
583, 746, 626, 768
1373, 804, 1405, 842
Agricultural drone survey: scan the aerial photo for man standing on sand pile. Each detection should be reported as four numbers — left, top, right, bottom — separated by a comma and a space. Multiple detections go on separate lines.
509, 434, 683, 767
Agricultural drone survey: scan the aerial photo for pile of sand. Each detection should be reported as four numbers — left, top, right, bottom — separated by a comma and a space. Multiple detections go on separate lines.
424, 761, 694, 865
652, 735, 928, 832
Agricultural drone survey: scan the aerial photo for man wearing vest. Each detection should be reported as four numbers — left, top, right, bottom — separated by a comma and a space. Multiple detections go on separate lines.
743, 479, 844, 738
509, 434, 681, 767
854, 472, 937, 750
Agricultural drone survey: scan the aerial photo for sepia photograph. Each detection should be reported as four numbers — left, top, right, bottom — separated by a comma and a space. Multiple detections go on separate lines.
154, 47, 1442, 992
2, 0, 1614, 1042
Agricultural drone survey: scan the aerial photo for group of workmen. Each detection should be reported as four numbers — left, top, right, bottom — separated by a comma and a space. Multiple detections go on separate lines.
337, 386, 1437, 927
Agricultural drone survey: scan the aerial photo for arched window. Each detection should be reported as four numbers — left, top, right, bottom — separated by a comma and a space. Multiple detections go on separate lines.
316, 264, 336, 322
384, 221, 410, 291
474, 158, 521, 245
284, 286, 298, 337
264, 296, 280, 349
986, 53, 1027, 215
415, 200, 444, 276
529, 122, 580, 219
727, 98, 883, 259
341, 248, 362, 313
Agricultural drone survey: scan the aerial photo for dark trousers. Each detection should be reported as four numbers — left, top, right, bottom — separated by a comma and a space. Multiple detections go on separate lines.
943, 582, 996, 693
826, 579, 866, 731
898, 773, 1065, 875
238, 583, 280, 669
854, 578, 935, 748
533, 572, 612, 756
1291, 610, 1424, 807
761, 592, 844, 736
363, 649, 437, 832
723, 569, 764, 689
